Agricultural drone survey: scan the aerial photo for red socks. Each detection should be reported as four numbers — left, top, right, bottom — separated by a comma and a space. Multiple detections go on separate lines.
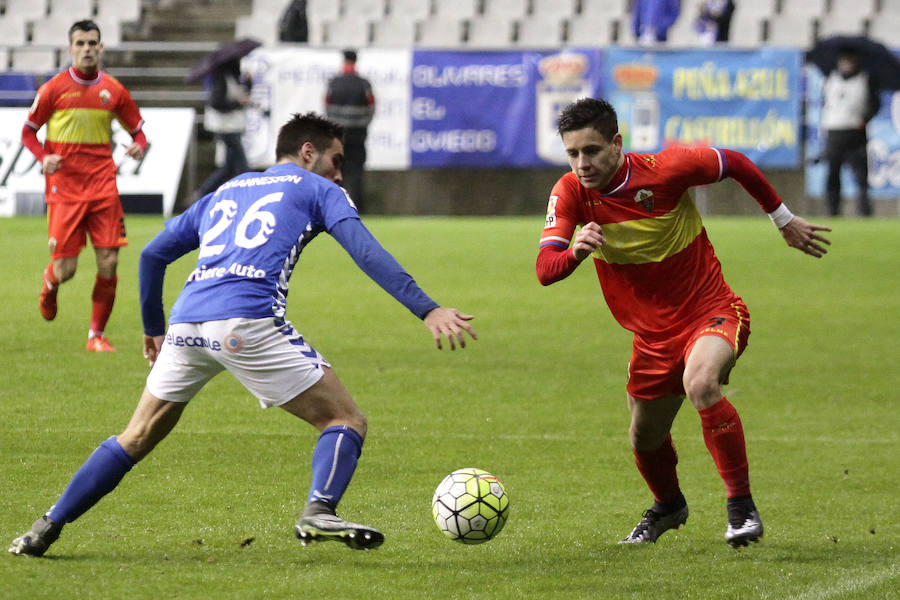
699, 397, 751, 498
90, 274, 117, 334
633, 434, 682, 504
43, 263, 58, 289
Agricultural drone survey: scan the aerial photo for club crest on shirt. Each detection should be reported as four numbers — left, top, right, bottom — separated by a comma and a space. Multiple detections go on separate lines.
634, 188, 654, 211
99, 89, 111, 104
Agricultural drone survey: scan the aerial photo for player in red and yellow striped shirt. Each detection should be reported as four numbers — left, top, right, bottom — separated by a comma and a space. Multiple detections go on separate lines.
537, 98, 831, 547
23, 20, 147, 352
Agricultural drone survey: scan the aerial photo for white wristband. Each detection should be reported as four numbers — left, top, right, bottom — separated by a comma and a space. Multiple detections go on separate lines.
767, 203, 794, 229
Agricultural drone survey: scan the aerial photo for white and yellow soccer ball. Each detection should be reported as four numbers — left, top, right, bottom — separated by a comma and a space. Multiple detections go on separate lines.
432, 468, 509, 544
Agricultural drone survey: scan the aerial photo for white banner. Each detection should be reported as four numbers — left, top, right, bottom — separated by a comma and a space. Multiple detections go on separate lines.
242, 47, 411, 170
0, 107, 195, 217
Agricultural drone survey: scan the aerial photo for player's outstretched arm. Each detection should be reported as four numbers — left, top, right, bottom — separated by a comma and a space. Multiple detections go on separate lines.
423, 307, 477, 351
779, 216, 832, 258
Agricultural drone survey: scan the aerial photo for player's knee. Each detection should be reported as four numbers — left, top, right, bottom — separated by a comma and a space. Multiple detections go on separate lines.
629, 422, 667, 452
683, 372, 720, 408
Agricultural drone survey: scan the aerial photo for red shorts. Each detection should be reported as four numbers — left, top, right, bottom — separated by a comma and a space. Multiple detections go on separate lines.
47, 196, 127, 259
627, 299, 750, 401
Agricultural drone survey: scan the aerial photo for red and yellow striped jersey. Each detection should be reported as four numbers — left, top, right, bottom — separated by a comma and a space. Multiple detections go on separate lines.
538, 147, 741, 340
26, 67, 144, 203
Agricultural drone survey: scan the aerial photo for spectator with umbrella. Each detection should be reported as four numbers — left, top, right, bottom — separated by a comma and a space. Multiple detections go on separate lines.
808, 36, 900, 216
187, 39, 261, 203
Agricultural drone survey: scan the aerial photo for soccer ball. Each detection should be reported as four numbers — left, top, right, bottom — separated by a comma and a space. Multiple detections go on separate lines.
432, 468, 509, 544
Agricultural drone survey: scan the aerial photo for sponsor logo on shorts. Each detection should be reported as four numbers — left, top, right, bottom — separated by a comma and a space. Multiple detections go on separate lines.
223, 334, 243, 353
165, 333, 222, 351
48, 237, 57, 252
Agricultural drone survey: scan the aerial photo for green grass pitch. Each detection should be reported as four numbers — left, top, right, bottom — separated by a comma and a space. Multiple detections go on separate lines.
1, 214, 897, 599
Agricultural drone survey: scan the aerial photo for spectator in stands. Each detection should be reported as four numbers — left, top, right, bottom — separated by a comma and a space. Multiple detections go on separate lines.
695, 0, 735, 45
821, 47, 879, 216
193, 57, 252, 201
325, 49, 375, 212
632, 0, 681, 45
279, 0, 309, 43
23, 19, 147, 352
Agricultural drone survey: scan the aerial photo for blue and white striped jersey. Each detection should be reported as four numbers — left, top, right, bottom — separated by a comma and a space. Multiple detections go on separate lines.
140, 162, 437, 335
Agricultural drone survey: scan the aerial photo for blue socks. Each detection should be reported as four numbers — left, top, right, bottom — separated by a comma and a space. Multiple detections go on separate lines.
307, 425, 363, 509
48, 436, 135, 524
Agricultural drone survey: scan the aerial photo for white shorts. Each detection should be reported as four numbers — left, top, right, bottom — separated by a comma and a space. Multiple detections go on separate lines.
146, 317, 329, 408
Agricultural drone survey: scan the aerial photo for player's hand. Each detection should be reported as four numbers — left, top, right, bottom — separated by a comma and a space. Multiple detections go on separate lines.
571, 221, 605, 261
780, 216, 832, 258
424, 307, 477, 351
125, 142, 145, 161
143, 334, 164, 367
42, 154, 62, 175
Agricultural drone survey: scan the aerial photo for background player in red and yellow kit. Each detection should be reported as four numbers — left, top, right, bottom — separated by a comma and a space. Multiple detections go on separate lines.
537, 98, 831, 547
22, 20, 147, 352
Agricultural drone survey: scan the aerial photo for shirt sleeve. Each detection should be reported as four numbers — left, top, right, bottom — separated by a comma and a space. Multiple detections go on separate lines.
719, 148, 783, 213
138, 207, 204, 336
25, 81, 55, 130
536, 176, 582, 285
329, 217, 439, 319
114, 80, 145, 134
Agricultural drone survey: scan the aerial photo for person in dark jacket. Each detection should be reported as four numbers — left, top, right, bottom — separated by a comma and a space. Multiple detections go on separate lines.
325, 49, 375, 212
193, 58, 251, 199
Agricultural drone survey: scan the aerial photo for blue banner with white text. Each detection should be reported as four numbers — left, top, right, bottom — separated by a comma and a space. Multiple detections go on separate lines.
604, 47, 802, 168
410, 49, 604, 168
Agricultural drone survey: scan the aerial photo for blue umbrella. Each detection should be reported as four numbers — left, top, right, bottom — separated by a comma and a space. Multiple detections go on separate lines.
186, 38, 261, 84
807, 35, 900, 90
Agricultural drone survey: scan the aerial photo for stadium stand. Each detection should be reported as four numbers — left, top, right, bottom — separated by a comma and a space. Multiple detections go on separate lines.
466, 16, 515, 48
787, 0, 827, 18
418, 15, 464, 47
95, 0, 143, 24
829, 0, 877, 19
324, 14, 371, 47
0, 16, 28, 46
516, 16, 565, 47
767, 13, 817, 48
433, 0, 477, 20
235, 14, 279, 46
388, 0, 433, 20
579, 0, 628, 19
4, 0, 48, 22
530, 0, 577, 20
726, 12, 765, 48
817, 13, 867, 38
371, 15, 417, 47
54, 0, 94, 19
10, 47, 57, 74
483, 0, 528, 20
344, 0, 388, 20
566, 14, 617, 46
868, 12, 900, 45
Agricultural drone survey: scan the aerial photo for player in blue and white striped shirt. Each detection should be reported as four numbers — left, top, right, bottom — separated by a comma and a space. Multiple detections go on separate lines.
10, 113, 477, 556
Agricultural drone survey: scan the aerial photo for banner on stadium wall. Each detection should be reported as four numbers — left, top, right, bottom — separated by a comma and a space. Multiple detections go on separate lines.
0, 107, 194, 217
804, 62, 900, 200
409, 49, 603, 167
241, 47, 411, 170
604, 48, 802, 168
245, 46, 804, 171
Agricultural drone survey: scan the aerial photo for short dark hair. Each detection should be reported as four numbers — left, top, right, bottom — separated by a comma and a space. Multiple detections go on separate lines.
275, 112, 344, 161
343, 49, 357, 63
557, 97, 618, 141
69, 20, 101, 43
